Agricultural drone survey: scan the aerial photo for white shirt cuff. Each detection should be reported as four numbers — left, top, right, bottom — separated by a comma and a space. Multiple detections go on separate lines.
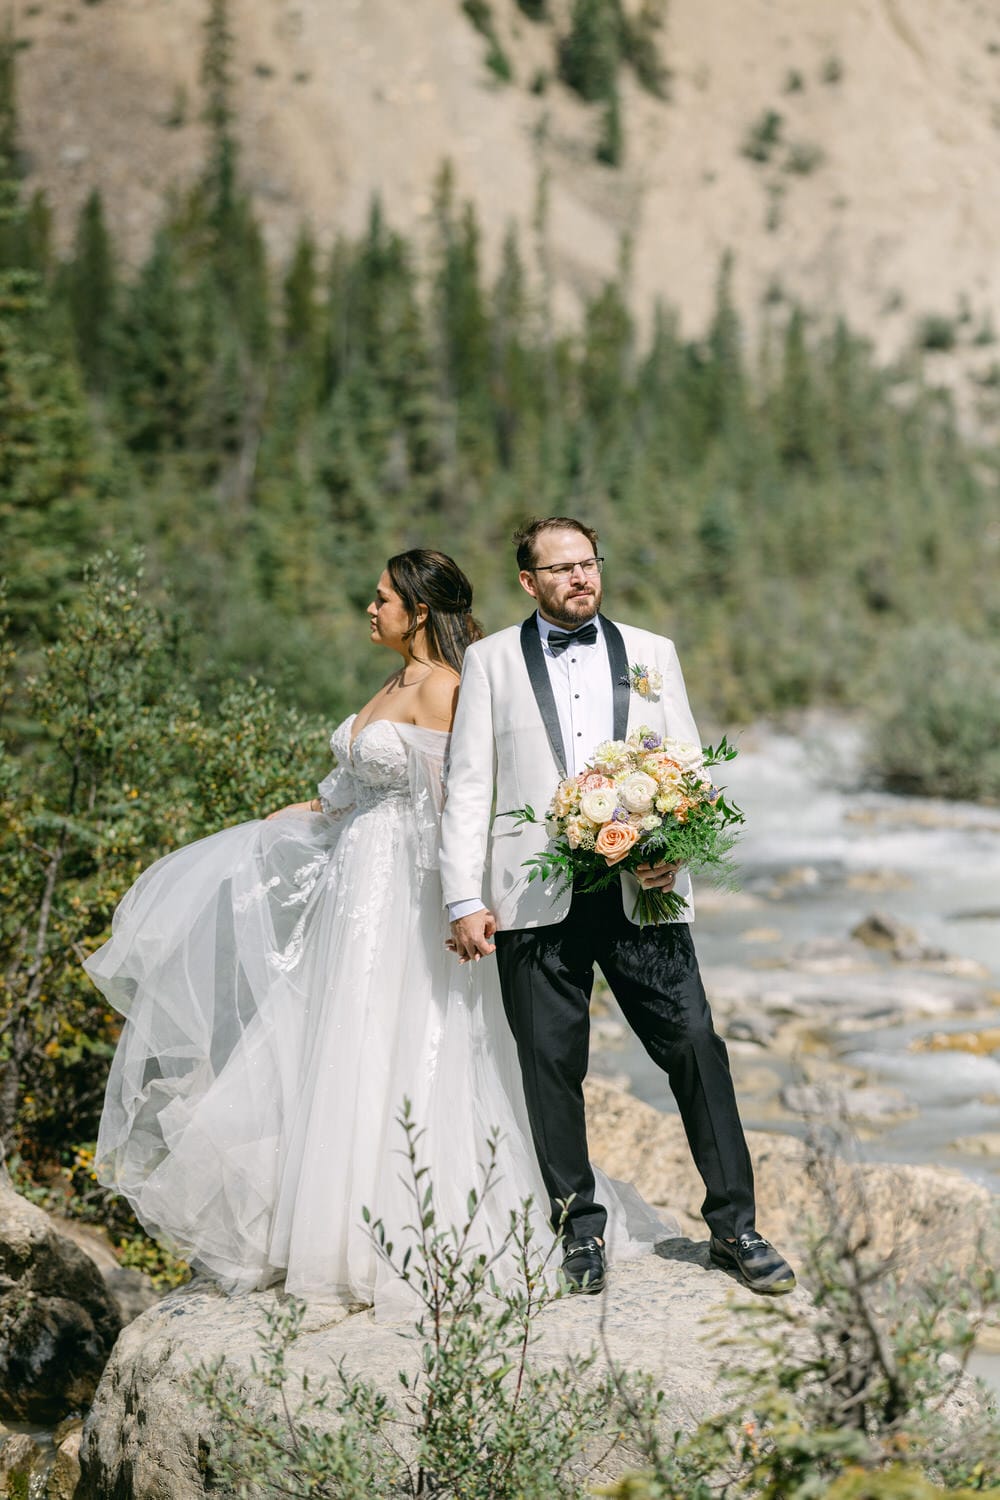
447, 898, 488, 923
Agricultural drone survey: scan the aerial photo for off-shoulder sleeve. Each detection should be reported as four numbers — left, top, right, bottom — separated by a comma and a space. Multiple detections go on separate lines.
395, 724, 448, 870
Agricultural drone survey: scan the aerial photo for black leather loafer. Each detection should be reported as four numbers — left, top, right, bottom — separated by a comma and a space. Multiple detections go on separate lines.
560, 1236, 606, 1294
709, 1232, 796, 1294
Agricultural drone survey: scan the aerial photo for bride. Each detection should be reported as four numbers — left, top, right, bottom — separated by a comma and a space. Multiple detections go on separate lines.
85, 549, 668, 1317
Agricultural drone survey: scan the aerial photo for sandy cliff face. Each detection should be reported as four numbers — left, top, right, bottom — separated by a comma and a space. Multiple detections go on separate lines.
16, 0, 1000, 357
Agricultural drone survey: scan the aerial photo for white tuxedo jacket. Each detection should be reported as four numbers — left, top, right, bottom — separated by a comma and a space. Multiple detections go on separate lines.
439, 615, 702, 931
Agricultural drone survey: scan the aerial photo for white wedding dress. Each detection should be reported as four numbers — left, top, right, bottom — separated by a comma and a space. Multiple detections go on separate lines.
86, 715, 671, 1317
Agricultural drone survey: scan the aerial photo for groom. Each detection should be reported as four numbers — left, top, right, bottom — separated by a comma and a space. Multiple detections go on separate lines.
440, 516, 795, 1296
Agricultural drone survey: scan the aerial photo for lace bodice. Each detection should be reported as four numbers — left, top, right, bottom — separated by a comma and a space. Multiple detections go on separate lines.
331, 715, 409, 801
318, 715, 447, 850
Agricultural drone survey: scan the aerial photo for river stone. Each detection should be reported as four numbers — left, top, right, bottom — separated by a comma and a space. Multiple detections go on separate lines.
52, 1215, 161, 1326
47, 1426, 83, 1500
0, 1432, 44, 1488
851, 911, 946, 962
0, 1167, 122, 1422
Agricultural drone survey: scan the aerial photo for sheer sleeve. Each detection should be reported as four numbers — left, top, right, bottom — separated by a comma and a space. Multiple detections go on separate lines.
316, 763, 356, 817
396, 725, 448, 871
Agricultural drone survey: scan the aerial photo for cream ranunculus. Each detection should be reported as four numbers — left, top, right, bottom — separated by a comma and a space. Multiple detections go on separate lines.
579, 786, 619, 824
616, 771, 658, 814
663, 739, 706, 776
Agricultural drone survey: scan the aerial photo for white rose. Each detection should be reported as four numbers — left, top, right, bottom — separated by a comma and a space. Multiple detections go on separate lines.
579, 787, 619, 824
616, 771, 658, 814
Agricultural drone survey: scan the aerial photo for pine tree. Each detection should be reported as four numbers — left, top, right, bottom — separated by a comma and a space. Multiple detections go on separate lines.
283, 223, 318, 356
65, 188, 116, 386
114, 229, 201, 454
431, 166, 490, 405
703, 253, 746, 441
559, 0, 620, 102
777, 306, 820, 469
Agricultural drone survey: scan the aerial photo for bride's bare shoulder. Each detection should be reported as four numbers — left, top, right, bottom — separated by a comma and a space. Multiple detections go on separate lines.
413, 665, 460, 731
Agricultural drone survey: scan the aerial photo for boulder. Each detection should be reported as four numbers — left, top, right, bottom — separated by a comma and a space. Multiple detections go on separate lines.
779, 1082, 916, 1125
77, 1082, 996, 1500
0, 1167, 122, 1423
582, 1079, 992, 1258
79, 1252, 804, 1500
51, 1216, 161, 1326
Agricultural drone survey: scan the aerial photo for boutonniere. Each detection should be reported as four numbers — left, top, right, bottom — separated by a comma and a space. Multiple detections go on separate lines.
621, 662, 663, 701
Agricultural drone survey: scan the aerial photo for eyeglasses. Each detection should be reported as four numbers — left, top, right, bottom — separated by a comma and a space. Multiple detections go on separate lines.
530, 557, 604, 579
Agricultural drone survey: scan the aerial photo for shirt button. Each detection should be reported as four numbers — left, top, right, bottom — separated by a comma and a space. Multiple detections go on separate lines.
577, 731, 582, 737
574, 693, 580, 699
570, 657, 576, 663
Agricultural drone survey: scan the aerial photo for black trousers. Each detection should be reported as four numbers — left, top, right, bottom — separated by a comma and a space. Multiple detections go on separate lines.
494, 884, 756, 1244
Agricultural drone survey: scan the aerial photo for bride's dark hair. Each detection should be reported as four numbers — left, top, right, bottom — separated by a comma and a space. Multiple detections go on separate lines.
386, 550, 483, 674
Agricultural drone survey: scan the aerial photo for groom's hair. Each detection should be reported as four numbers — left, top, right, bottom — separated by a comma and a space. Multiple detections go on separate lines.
513, 517, 599, 571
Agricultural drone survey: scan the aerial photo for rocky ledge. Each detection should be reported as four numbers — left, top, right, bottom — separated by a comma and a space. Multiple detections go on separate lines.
77, 1080, 994, 1500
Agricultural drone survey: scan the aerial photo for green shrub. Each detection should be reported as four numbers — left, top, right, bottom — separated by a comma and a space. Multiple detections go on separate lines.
865, 623, 1000, 802
741, 109, 783, 163
190, 1107, 625, 1499
784, 139, 826, 175
917, 313, 959, 351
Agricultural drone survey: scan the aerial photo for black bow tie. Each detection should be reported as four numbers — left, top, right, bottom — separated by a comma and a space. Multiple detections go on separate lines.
547, 622, 598, 656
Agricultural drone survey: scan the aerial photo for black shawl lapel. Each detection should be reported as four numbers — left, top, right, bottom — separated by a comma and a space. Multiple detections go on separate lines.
601, 616, 631, 742
519, 616, 568, 777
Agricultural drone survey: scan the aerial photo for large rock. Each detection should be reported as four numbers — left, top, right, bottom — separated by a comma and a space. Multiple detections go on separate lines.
52, 1214, 161, 1326
583, 1078, 992, 1258
0, 1167, 122, 1423
78, 1083, 996, 1500
78, 1251, 804, 1500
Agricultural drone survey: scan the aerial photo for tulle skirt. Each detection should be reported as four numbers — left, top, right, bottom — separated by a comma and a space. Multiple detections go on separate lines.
86, 799, 671, 1318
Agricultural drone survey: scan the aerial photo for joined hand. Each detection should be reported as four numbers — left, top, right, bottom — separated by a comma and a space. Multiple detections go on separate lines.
448, 909, 498, 963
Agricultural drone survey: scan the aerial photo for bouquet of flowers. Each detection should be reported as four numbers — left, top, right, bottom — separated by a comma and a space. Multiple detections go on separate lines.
505, 726, 744, 924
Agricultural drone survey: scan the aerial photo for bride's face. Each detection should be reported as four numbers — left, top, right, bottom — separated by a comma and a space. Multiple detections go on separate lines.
367, 570, 413, 654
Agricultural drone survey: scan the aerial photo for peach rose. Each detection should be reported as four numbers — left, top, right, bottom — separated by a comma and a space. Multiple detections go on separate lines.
594, 821, 640, 865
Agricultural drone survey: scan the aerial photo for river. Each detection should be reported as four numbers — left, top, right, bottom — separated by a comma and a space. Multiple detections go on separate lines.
596, 712, 1000, 1186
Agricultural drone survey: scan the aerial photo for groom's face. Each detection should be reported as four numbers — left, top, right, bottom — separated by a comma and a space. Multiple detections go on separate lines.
519, 528, 602, 629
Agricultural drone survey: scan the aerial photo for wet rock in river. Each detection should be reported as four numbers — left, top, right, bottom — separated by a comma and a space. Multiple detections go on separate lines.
911, 1026, 1000, 1058
851, 910, 946, 962
780, 1081, 915, 1124
724, 1014, 779, 1046
0, 1432, 44, 1491
951, 1133, 1000, 1158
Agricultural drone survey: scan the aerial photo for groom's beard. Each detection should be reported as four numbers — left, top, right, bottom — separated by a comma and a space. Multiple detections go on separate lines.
536, 580, 602, 629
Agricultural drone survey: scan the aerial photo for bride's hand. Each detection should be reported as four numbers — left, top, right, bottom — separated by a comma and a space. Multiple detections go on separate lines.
265, 800, 319, 821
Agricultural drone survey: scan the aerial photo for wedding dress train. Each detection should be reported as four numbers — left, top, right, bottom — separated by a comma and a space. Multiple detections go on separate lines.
86, 715, 671, 1317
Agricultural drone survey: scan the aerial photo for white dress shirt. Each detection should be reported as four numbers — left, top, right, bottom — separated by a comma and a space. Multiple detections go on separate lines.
447, 611, 612, 921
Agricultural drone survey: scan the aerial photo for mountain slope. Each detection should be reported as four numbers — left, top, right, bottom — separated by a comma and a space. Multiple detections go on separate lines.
17, 0, 1000, 361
